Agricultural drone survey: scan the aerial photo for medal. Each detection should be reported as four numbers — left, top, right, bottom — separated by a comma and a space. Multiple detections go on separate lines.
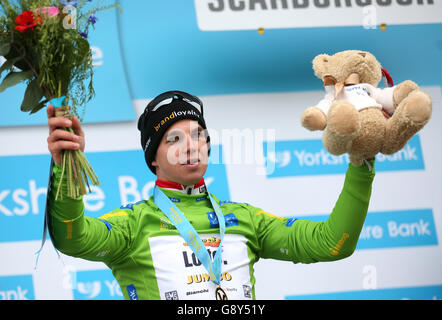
153, 186, 227, 300
215, 285, 228, 300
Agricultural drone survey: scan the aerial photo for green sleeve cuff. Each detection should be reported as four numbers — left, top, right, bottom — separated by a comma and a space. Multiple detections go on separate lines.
50, 162, 84, 221
349, 158, 376, 174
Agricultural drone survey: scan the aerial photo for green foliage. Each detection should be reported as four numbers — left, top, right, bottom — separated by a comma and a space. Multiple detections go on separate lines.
0, 41, 10, 55
0, 1, 118, 199
0, 55, 21, 76
0, 69, 32, 92
0, 0, 116, 118
21, 76, 44, 111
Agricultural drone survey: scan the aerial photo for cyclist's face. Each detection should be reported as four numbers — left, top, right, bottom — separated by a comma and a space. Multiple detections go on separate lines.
152, 119, 209, 185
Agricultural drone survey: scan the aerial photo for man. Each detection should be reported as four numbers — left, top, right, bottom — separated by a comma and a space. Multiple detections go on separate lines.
46, 90, 375, 300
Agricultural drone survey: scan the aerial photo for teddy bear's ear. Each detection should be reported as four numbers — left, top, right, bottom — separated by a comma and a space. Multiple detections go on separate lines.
312, 54, 330, 79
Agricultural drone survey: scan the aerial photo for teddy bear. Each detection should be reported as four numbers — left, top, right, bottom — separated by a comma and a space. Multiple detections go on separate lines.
301, 50, 432, 166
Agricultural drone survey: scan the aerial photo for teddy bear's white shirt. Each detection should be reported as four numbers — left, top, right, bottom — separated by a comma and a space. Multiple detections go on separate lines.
317, 84, 396, 116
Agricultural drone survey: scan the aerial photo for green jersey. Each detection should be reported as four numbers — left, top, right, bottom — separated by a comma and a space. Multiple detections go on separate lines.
49, 161, 375, 300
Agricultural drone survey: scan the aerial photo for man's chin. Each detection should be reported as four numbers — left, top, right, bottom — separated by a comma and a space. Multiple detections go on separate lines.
177, 164, 207, 185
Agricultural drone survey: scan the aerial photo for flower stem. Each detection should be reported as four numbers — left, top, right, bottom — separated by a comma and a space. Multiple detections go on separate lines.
54, 106, 100, 200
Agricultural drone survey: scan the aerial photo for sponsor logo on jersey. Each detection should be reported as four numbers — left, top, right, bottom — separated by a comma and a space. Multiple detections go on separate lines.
186, 272, 232, 285
127, 284, 138, 300
168, 197, 181, 203
285, 217, 297, 227
182, 245, 228, 268
183, 236, 221, 247
165, 290, 179, 300
160, 218, 175, 231
207, 212, 239, 228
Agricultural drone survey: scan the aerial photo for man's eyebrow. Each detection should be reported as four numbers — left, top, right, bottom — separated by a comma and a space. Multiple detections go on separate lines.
191, 127, 203, 133
167, 129, 181, 135
165, 129, 184, 139
165, 126, 203, 138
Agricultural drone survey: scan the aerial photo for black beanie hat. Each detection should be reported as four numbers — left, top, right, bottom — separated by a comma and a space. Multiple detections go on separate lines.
137, 91, 210, 174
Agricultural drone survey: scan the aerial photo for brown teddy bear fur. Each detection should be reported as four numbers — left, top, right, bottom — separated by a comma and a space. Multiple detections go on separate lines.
301, 50, 432, 166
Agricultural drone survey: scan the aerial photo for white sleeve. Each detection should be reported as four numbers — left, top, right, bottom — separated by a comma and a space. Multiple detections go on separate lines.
371, 86, 396, 115
316, 91, 334, 116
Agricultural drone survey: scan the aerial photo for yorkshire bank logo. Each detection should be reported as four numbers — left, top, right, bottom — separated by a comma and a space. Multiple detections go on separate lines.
154, 110, 200, 132
76, 281, 102, 299
0, 275, 35, 300
296, 208, 438, 250
0, 148, 230, 243
73, 269, 123, 300
263, 134, 425, 177
286, 284, 442, 300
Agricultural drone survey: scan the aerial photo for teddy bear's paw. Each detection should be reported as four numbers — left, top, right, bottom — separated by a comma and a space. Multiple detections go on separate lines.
301, 107, 327, 131
400, 90, 432, 125
347, 107, 386, 157
382, 91, 432, 155
327, 101, 360, 139
393, 80, 419, 108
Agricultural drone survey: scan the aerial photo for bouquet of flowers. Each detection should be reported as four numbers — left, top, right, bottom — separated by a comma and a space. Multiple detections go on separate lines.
0, 0, 118, 199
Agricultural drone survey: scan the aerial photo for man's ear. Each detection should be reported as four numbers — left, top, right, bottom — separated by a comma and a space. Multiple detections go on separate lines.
151, 156, 158, 168
151, 159, 159, 176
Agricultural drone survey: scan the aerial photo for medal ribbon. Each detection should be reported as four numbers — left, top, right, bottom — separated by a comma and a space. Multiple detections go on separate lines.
153, 186, 226, 285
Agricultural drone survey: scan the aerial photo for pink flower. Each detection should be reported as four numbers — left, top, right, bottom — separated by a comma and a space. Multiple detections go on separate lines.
34, 6, 60, 19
